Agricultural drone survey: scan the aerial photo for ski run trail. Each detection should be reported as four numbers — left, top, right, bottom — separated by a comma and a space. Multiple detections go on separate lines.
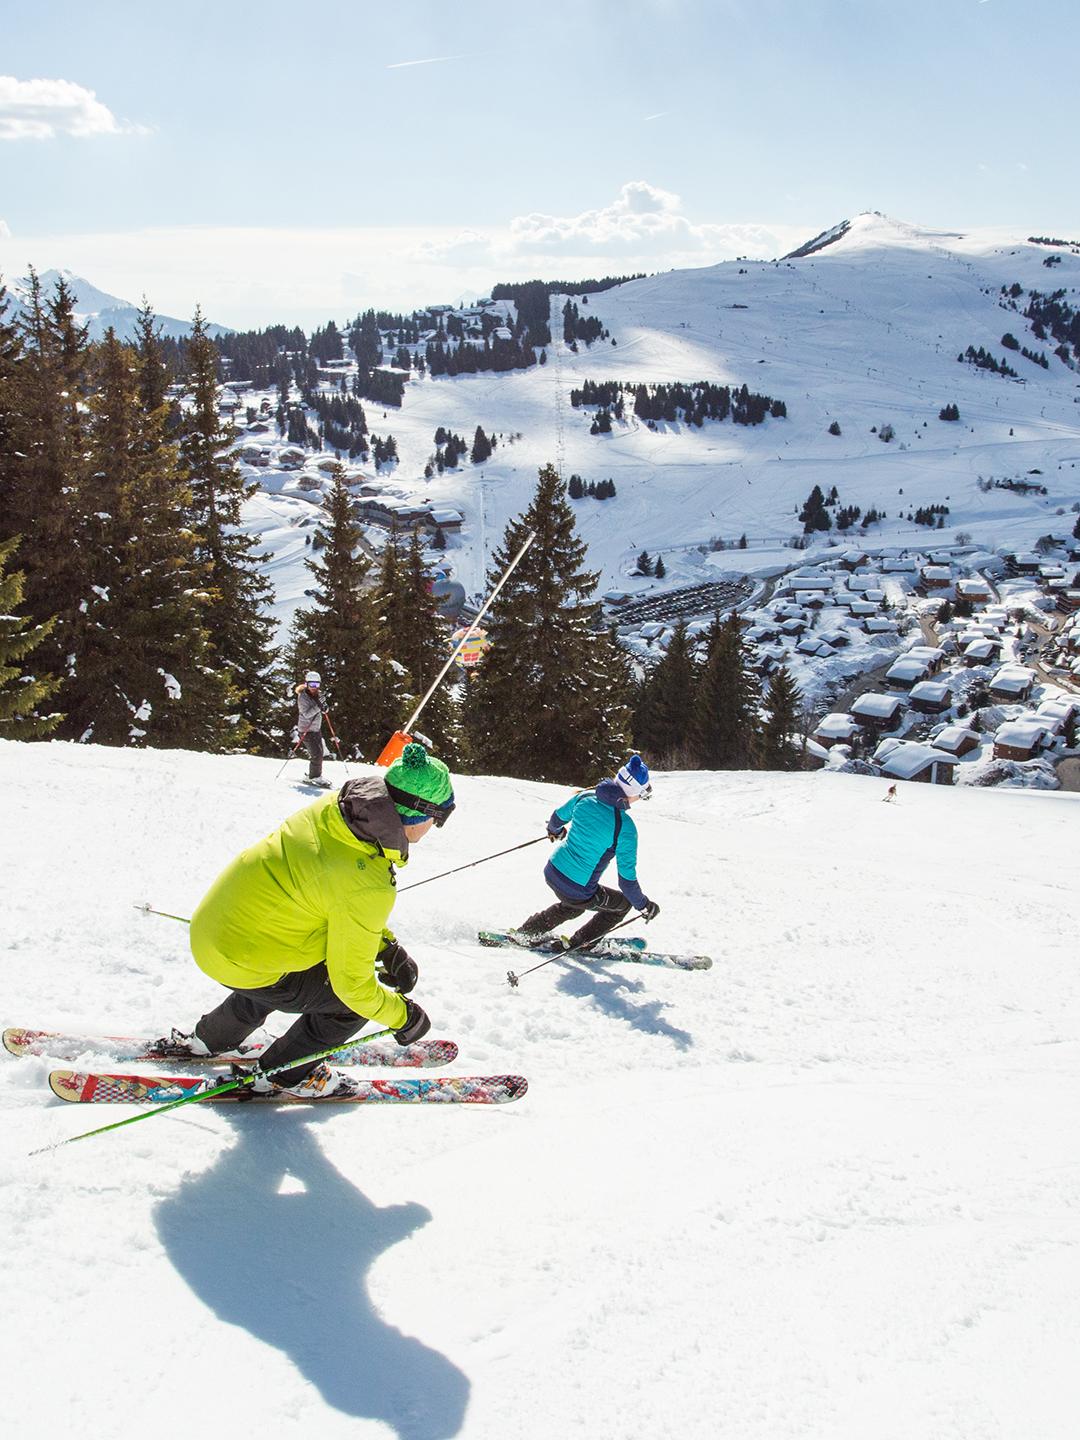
2, 736, 1079, 1440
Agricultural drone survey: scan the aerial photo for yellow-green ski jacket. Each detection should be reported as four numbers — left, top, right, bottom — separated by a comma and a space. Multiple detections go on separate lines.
189, 778, 410, 1029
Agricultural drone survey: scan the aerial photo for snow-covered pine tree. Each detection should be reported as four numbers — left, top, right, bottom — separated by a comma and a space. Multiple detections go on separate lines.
462, 463, 631, 783
759, 663, 803, 770
61, 327, 239, 747
289, 465, 402, 760
633, 620, 699, 767
691, 611, 761, 769
179, 309, 279, 751
0, 537, 61, 737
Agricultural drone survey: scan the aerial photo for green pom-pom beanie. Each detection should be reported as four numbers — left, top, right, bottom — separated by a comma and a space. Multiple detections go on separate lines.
385, 742, 454, 819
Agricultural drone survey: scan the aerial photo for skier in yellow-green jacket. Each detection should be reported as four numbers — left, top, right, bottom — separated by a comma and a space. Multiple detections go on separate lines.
154, 743, 455, 1099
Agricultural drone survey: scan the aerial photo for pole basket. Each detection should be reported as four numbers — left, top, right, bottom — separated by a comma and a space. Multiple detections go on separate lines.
375, 730, 413, 767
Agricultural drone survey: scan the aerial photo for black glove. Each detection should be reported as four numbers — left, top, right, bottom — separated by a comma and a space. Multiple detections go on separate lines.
548, 825, 567, 842
640, 900, 660, 922
377, 939, 419, 994
394, 997, 431, 1046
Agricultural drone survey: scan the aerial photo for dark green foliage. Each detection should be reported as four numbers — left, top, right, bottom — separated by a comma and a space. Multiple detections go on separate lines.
290, 467, 403, 761
759, 664, 802, 770
633, 622, 698, 767
654, 555, 666, 579
378, 528, 456, 759
635, 551, 653, 576
180, 310, 280, 751
1001, 333, 1020, 351
571, 378, 782, 429
799, 485, 831, 533
690, 612, 761, 769
828, 420, 841, 436
0, 537, 61, 737
1024, 288, 1080, 360
461, 464, 632, 783
471, 426, 495, 463
939, 403, 960, 421
959, 345, 1018, 378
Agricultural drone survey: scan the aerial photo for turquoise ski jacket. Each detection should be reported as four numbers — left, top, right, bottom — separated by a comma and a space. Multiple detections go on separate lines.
544, 780, 649, 910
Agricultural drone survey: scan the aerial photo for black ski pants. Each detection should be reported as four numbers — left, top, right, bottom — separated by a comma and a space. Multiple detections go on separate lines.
520, 882, 631, 949
303, 730, 324, 779
195, 963, 366, 1086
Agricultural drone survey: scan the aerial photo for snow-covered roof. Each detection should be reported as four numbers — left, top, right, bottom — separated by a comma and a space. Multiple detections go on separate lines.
874, 739, 960, 779
994, 718, 1052, 749
921, 566, 952, 581
957, 578, 992, 597
909, 680, 951, 703
852, 692, 904, 719
907, 645, 944, 662
933, 726, 979, 753
885, 657, 930, 682
815, 713, 859, 738
863, 617, 898, 633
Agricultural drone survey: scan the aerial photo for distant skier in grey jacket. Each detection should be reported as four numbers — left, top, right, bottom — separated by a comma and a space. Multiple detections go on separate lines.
295, 670, 330, 787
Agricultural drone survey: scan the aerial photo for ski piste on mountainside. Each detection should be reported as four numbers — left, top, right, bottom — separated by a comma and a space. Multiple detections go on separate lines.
477, 929, 713, 971
48, 1069, 528, 1106
3, 1026, 458, 1068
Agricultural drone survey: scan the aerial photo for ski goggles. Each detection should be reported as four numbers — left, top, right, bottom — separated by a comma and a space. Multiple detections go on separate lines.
386, 783, 457, 827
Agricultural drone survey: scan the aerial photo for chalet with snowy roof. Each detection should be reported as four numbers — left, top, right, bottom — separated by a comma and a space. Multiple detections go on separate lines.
863, 616, 898, 635
793, 591, 828, 610
885, 656, 931, 689
881, 557, 919, 575
813, 713, 860, 748
427, 507, 463, 532
849, 600, 880, 618
873, 738, 960, 785
957, 578, 992, 604
745, 622, 780, 643
1037, 696, 1080, 726
779, 617, 808, 637
962, 638, 999, 666
920, 565, 952, 590
993, 717, 1055, 762
908, 680, 953, 715
906, 645, 946, 674
851, 692, 905, 731
1010, 553, 1042, 576
838, 551, 868, 571
989, 664, 1035, 703
931, 725, 980, 757
818, 628, 851, 648
797, 637, 834, 657
847, 574, 883, 593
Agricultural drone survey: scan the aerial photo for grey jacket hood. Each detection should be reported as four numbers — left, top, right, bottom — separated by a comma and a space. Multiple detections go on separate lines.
337, 777, 410, 860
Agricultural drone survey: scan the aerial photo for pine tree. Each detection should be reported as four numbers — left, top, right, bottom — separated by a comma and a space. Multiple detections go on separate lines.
471, 425, 493, 464
633, 621, 698, 766
8, 269, 93, 687
61, 328, 239, 747
290, 467, 403, 760
759, 664, 803, 770
179, 309, 279, 750
691, 612, 761, 769
379, 527, 456, 757
462, 464, 632, 782
0, 537, 61, 737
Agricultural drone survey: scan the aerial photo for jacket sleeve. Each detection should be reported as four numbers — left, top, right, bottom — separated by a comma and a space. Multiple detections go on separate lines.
615, 816, 648, 910
324, 887, 409, 1029
550, 793, 581, 831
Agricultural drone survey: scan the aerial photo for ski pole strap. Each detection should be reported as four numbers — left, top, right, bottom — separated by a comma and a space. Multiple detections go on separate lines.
30, 1027, 395, 1156
399, 834, 549, 893
506, 914, 640, 988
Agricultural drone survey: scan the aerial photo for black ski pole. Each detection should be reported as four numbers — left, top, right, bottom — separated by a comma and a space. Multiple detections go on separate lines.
321, 709, 351, 776
506, 914, 643, 988
399, 834, 549, 893
31, 1028, 395, 1156
275, 726, 311, 780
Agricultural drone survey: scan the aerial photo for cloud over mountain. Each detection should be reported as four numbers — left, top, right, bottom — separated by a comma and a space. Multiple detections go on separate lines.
0, 75, 144, 141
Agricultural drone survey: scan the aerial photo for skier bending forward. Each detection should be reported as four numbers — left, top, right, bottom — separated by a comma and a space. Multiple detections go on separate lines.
156, 743, 455, 1099
515, 754, 660, 952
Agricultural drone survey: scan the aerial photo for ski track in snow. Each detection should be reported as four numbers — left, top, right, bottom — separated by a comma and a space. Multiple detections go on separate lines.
2, 738, 1080, 1439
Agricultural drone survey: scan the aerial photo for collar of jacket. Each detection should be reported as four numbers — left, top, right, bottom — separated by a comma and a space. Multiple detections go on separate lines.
336, 777, 410, 863
594, 779, 630, 811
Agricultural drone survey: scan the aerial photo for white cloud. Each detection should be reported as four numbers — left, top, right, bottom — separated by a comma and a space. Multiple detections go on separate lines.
0, 76, 144, 141
0, 219, 11, 240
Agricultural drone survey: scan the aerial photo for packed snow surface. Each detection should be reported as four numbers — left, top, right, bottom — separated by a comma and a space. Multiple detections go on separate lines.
3, 738, 1080, 1440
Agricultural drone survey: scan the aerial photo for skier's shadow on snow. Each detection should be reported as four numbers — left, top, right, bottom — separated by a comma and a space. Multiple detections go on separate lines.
555, 963, 694, 1050
154, 1109, 469, 1440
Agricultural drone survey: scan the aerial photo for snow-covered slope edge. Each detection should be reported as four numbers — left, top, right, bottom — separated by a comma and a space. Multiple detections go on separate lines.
3, 737, 1080, 1440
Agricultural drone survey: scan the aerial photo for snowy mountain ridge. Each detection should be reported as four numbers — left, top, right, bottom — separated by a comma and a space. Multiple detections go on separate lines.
5, 267, 231, 342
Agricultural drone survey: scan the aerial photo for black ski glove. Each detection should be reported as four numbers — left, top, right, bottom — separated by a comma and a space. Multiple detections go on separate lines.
640, 900, 660, 922
548, 824, 567, 842
377, 939, 419, 994
394, 997, 431, 1046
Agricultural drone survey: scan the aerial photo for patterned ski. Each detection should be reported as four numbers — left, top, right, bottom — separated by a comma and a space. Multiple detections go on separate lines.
4, 1026, 457, 1069
48, 1069, 527, 1106
477, 929, 712, 971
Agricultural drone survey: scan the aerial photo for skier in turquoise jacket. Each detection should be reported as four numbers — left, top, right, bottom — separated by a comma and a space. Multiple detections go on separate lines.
516, 755, 659, 951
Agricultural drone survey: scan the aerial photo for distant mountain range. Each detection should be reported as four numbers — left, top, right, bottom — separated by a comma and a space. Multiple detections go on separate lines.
4, 269, 231, 343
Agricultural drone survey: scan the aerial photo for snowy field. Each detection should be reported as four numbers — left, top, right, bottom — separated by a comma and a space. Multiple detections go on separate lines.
3, 738, 1080, 1440
236, 214, 1080, 643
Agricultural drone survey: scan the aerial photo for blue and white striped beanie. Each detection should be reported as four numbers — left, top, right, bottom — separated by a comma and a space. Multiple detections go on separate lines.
615, 754, 651, 798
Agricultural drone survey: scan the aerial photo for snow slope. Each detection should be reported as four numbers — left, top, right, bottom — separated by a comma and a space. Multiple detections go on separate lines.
3, 738, 1080, 1440
240, 213, 1080, 635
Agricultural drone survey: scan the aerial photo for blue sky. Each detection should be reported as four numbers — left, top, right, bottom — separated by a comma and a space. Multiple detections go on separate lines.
2, 0, 1076, 328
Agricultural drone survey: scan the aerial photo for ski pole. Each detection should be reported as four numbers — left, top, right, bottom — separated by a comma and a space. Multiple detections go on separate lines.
322, 710, 351, 776
375, 528, 537, 765
276, 726, 311, 780
30, 1028, 395, 1156
506, 914, 643, 988
399, 834, 550, 893
134, 902, 190, 925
